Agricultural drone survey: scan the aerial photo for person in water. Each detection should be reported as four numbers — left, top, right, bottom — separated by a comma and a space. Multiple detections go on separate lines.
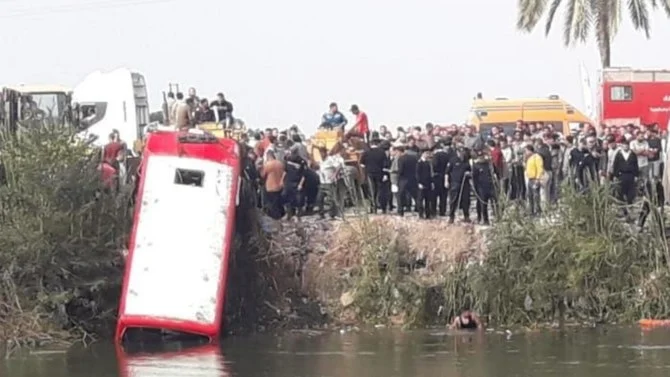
450, 310, 483, 330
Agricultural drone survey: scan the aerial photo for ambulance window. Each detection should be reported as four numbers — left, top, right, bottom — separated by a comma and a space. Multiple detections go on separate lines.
610, 86, 633, 101
174, 169, 204, 187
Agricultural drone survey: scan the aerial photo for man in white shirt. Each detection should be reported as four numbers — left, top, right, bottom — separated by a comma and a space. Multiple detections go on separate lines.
630, 132, 650, 183
316, 148, 345, 219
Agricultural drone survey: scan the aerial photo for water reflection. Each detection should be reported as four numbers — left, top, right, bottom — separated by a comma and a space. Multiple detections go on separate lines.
118, 342, 229, 377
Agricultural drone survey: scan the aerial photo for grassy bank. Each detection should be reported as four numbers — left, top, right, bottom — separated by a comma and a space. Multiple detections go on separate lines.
0, 126, 131, 355
328, 184, 670, 328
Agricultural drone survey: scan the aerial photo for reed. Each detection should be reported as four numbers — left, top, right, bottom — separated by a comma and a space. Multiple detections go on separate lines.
473, 182, 670, 326
339, 182, 670, 328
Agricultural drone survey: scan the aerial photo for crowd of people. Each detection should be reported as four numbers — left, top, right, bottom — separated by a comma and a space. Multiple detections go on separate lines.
238, 103, 668, 230
163, 87, 235, 128
99, 96, 667, 230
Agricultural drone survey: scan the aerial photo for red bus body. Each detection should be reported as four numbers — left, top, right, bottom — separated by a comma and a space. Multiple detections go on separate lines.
599, 68, 670, 129
115, 130, 240, 343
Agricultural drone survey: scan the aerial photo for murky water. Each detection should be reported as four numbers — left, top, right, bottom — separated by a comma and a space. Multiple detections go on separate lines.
4, 327, 670, 377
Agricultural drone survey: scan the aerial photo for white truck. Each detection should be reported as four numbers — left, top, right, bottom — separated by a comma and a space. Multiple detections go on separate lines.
72, 67, 150, 154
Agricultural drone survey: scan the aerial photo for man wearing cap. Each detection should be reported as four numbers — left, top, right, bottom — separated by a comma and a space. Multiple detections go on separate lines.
320, 102, 348, 130
349, 105, 370, 143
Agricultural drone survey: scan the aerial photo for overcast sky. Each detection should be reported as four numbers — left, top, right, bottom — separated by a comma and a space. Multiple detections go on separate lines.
1, 0, 669, 134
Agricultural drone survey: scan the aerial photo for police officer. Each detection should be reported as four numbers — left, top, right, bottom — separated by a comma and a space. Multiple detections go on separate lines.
445, 146, 471, 224
396, 145, 419, 217
416, 148, 435, 219
432, 138, 455, 217
361, 138, 390, 214
282, 149, 307, 220
472, 149, 495, 225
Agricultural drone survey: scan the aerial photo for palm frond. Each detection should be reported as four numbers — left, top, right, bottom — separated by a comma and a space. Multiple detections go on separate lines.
591, 0, 617, 39
609, 0, 622, 38
564, 0, 592, 45
650, 0, 670, 17
517, 0, 549, 31
627, 0, 651, 37
545, 0, 564, 35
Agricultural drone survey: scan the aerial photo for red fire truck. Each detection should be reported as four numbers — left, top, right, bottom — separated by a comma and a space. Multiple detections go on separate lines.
599, 67, 670, 129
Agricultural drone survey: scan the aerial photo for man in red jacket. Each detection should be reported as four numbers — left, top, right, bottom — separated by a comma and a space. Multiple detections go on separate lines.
488, 139, 503, 180
103, 130, 125, 163
350, 104, 370, 142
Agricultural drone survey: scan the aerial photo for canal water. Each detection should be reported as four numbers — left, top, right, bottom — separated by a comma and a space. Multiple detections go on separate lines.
3, 327, 670, 377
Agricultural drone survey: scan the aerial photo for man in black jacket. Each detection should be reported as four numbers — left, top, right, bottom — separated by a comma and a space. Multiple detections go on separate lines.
210, 92, 234, 126
361, 138, 390, 214
573, 139, 598, 192
432, 140, 455, 216
472, 149, 495, 225
396, 146, 419, 217
416, 149, 435, 219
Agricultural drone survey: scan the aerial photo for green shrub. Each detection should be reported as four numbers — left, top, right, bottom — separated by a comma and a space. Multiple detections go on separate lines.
469, 182, 670, 327
0, 125, 130, 354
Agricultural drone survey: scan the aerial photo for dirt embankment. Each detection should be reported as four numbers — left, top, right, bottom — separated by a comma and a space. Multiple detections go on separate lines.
229, 211, 487, 331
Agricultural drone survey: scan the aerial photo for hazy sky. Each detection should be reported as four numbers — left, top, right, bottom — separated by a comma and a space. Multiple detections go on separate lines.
1, 0, 670, 134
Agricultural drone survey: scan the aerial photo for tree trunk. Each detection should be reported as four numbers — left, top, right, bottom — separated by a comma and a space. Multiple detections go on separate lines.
598, 36, 611, 68
596, 6, 612, 68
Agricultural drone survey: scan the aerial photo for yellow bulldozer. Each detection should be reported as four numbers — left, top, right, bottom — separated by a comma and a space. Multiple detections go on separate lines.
307, 128, 365, 165
197, 119, 246, 141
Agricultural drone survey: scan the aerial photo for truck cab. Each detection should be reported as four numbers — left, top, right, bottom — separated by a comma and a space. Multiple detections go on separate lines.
0, 84, 74, 133
72, 68, 150, 154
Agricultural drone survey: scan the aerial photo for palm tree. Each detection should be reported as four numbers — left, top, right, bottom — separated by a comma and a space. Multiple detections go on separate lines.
516, 0, 670, 68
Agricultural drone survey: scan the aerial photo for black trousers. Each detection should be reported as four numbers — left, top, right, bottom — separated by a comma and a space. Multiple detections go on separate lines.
417, 186, 435, 218
449, 184, 471, 219
510, 165, 526, 200
475, 190, 495, 222
618, 175, 636, 215
264, 190, 285, 219
397, 180, 418, 216
282, 184, 300, 217
433, 176, 448, 216
367, 174, 390, 212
